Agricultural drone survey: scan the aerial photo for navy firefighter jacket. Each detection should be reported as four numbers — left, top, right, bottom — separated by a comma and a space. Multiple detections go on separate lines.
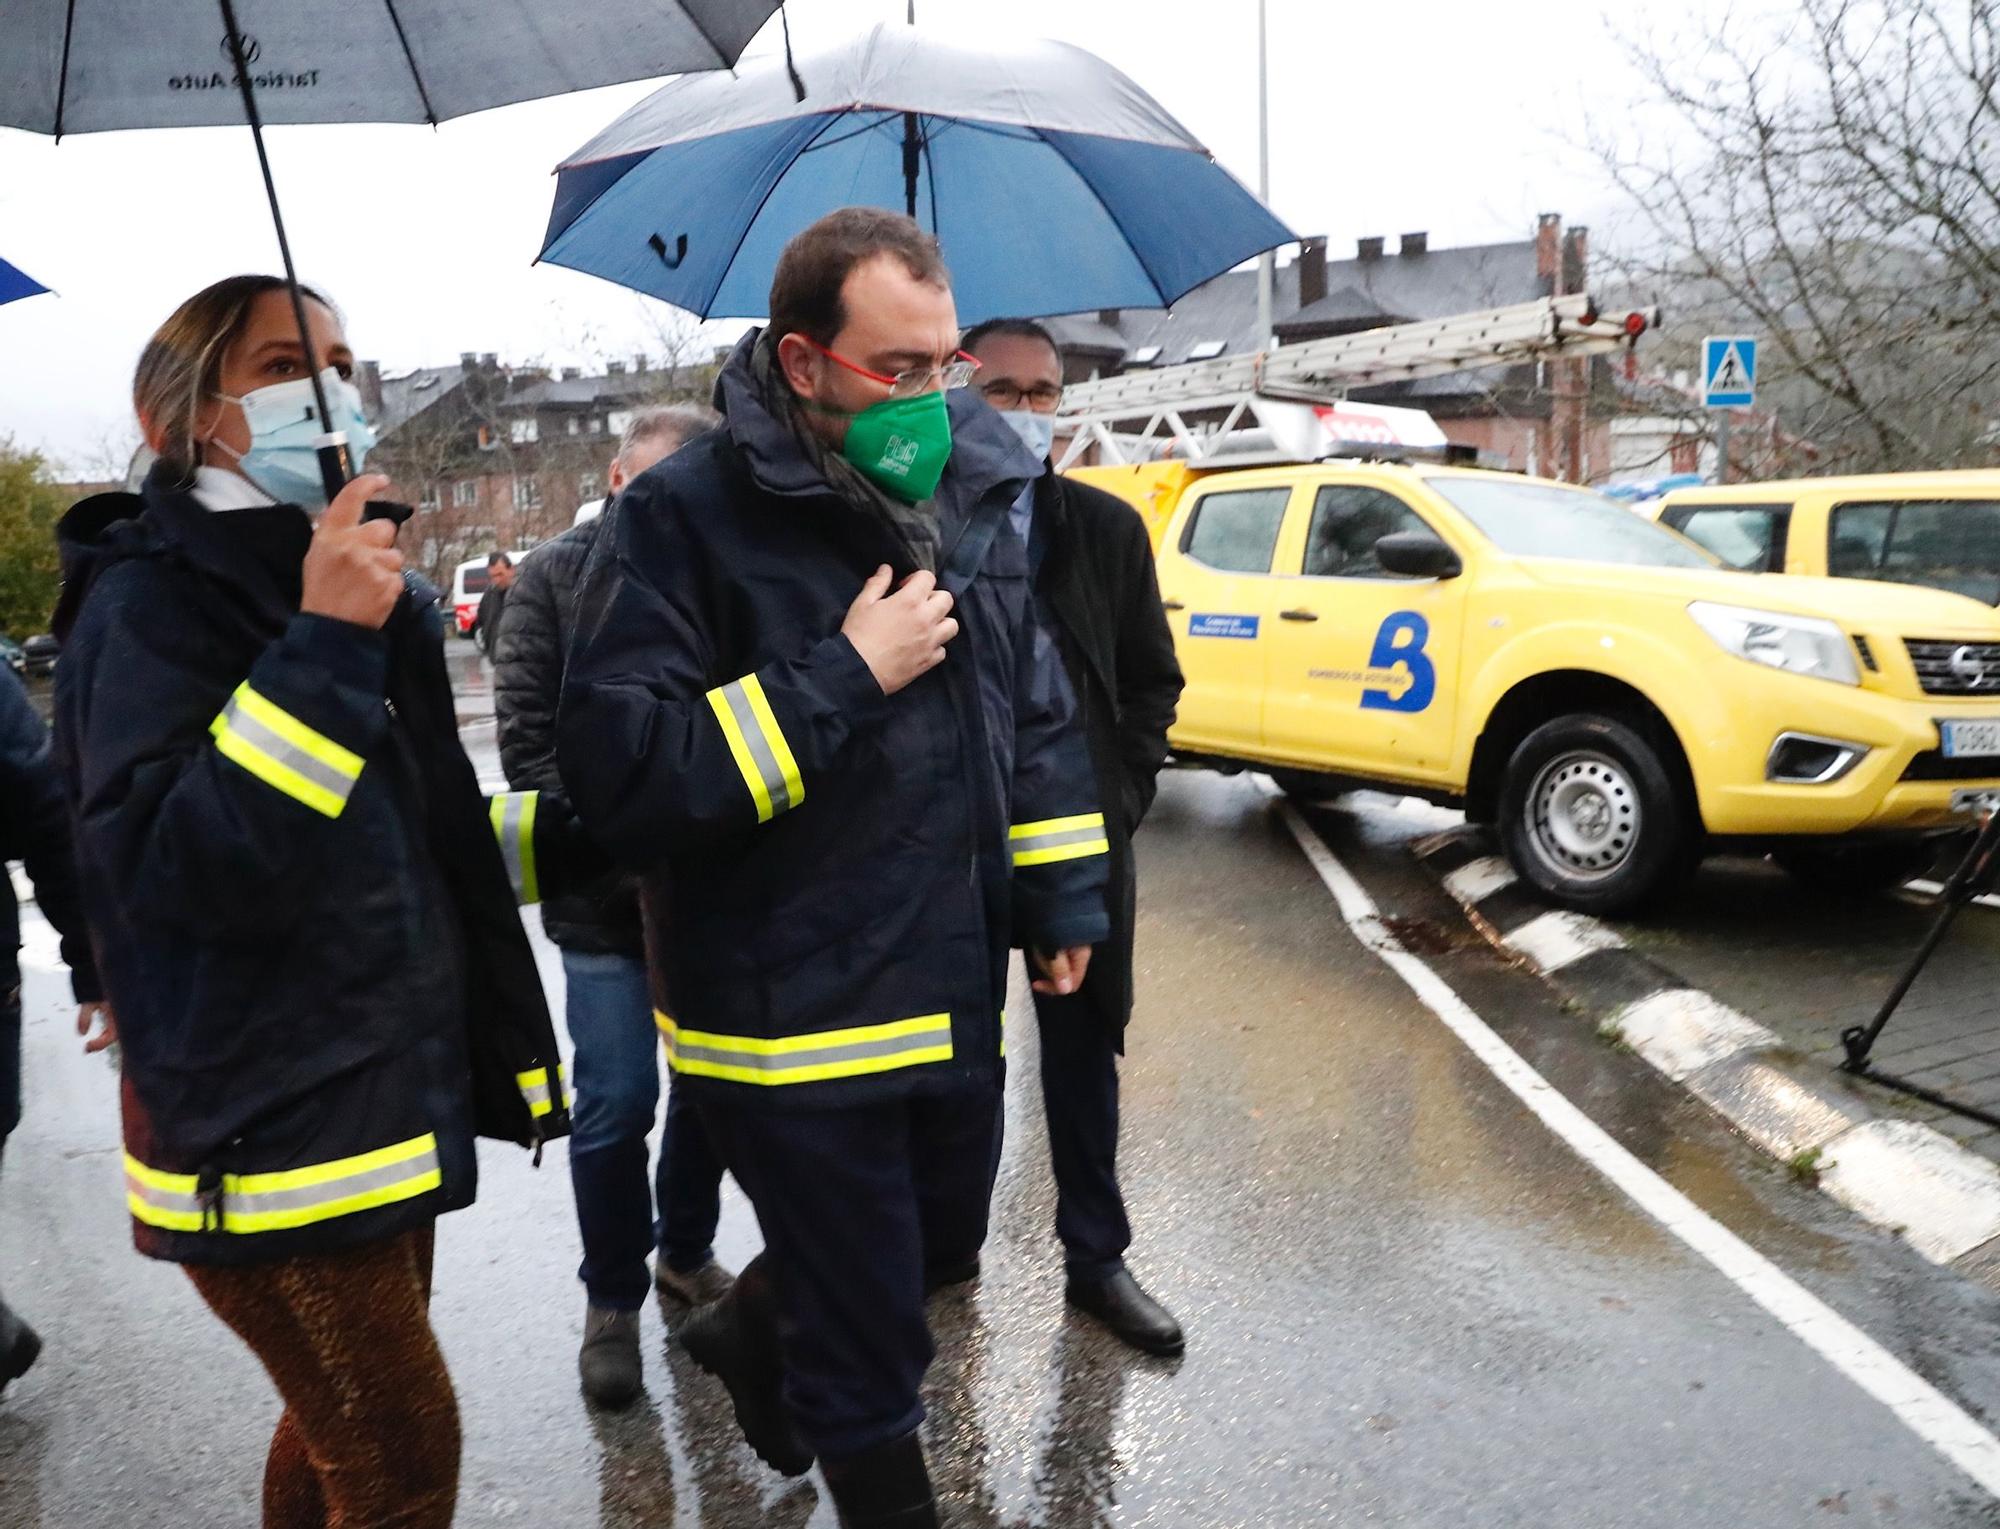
559, 331, 1112, 1110
52, 470, 575, 1266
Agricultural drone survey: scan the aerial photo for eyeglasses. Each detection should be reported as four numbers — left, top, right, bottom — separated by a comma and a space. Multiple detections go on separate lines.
978, 380, 1064, 412
806, 339, 981, 399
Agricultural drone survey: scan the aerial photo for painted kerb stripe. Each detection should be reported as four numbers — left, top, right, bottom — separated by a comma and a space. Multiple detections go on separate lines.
707, 675, 802, 824
210, 683, 363, 819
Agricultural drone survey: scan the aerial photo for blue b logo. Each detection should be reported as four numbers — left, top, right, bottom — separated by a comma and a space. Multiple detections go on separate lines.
1361, 612, 1435, 713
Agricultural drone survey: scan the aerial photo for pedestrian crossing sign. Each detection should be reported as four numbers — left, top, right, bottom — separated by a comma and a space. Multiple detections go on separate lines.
1703, 336, 1757, 408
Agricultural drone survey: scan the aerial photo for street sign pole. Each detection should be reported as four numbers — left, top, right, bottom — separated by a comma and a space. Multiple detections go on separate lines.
1716, 408, 1731, 485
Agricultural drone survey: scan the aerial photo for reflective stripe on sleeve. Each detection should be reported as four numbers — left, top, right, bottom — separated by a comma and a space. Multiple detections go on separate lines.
705, 674, 803, 824
656, 1010, 952, 1086
516, 1063, 567, 1119
209, 682, 365, 819
124, 1134, 441, 1235
1009, 812, 1110, 868
489, 791, 541, 904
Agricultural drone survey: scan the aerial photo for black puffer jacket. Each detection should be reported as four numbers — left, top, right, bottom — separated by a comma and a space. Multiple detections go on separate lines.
0, 667, 100, 1017
494, 518, 641, 955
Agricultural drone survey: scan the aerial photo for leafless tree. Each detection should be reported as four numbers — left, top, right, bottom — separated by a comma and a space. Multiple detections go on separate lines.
1595, 0, 2000, 472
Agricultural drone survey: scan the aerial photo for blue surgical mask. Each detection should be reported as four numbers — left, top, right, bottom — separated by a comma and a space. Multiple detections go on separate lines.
212, 368, 376, 511
998, 408, 1056, 463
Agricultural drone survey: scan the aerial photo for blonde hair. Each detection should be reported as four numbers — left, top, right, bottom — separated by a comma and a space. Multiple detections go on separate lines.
133, 276, 336, 483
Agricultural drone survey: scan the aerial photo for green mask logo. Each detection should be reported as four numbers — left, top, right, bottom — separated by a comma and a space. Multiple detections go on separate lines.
842, 389, 952, 503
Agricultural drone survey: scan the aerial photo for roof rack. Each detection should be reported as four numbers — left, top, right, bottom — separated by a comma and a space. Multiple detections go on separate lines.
1056, 293, 1656, 469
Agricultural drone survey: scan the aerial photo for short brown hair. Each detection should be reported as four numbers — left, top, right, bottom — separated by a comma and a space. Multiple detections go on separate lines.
133, 275, 336, 483
768, 208, 949, 348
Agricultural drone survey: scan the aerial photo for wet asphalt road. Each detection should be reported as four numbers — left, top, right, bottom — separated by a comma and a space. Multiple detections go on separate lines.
9, 651, 2000, 1525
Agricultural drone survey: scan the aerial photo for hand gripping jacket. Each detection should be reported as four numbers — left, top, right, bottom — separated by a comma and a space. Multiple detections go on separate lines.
559, 333, 1112, 1110
53, 472, 576, 1266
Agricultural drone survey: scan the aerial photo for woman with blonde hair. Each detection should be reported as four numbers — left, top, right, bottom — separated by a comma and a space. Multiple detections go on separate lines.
52, 275, 582, 1528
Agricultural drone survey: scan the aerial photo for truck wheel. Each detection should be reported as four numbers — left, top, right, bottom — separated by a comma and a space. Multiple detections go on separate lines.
1770, 839, 1939, 898
1499, 713, 1692, 915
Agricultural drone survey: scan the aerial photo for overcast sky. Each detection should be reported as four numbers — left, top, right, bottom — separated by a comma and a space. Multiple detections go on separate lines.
0, 0, 1711, 473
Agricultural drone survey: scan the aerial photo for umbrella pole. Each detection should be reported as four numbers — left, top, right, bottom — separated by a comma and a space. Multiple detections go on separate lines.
218, 0, 351, 504
902, 111, 919, 221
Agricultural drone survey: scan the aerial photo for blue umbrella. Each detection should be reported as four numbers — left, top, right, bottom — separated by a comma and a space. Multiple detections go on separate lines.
540, 24, 1297, 324
0, 256, 49, 307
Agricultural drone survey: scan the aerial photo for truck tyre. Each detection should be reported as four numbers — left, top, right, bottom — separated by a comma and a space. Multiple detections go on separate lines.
1770, 839, 1939, 898
1498, 713, 1693, 915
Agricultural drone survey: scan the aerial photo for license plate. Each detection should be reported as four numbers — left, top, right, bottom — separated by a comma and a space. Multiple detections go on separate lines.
1941, 720, 2000, 758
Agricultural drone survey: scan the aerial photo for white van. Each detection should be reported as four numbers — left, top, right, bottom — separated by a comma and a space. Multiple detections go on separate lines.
449, 551, 532, 638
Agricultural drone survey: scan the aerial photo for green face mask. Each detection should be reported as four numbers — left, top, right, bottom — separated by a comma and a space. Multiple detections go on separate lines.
840, 389, 953, 503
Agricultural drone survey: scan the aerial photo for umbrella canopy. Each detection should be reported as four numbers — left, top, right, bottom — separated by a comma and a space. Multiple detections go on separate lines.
2, 0, 785, 133
540, 24, 1297, 324
0, 257, 50, 307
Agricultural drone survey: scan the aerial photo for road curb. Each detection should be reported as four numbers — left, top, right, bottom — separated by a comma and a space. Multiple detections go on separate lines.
1415, 824, 2000, 1292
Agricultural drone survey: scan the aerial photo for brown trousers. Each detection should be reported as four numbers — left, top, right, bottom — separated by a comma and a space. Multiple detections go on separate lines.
186, 1225, 460, 1529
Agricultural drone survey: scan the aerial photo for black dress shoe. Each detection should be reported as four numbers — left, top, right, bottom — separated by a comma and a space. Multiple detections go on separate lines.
0, 1300, 40, 1399
821, 1429, 939, 1528
1065, 1268, 1185, 1357
677, 1262, 813, 1477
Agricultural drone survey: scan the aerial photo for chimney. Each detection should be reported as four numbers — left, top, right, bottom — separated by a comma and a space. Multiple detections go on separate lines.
1535, 212, 1562, 287
1561, 224, 1589, 297
1097, 308, 1121, 327
355, 359, 384, 417
561, 366, 581, 380
1399, 231, 1428, 257
459, 351, 478, 370
606, 360, 626, 375
1297, 236, 1328, 308
633, 355, 649, 373
481, 352, 498, 368
1357, 236, 1385, 262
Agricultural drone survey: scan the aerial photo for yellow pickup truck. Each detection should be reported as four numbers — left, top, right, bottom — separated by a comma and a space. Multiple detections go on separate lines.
1072, 457, 2000, 912
1653, 472, 2000, 604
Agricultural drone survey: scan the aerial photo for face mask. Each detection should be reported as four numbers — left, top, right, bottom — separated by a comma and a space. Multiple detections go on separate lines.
998, 409, 1056, 462
840, 389, 952, 504
211, 368, 376, 511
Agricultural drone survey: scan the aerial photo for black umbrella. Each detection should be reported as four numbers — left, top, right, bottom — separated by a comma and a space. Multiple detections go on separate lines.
2, 0, 792, 499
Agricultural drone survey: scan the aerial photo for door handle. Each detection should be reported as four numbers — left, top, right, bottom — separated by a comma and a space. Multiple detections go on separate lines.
1279, 608, 1320, 622
1162, 598, 1186, 611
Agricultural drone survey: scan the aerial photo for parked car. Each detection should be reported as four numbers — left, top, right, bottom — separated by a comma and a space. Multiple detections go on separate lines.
0, 638, 24, 677
1073, 456, 2000, 912
1652, 471, 2000, 603
21, 634, 59, 678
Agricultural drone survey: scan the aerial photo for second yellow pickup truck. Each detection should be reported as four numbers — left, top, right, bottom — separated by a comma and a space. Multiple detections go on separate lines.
1073, 456, 2000, 912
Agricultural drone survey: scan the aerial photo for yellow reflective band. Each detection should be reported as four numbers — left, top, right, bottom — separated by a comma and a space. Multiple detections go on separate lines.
1009, 811, 1110, 868
516, 1063, 568, 1118
210, 682, 365, 819
123, 1133, 442, 1235
657, 1011, 953, 1086
489, 792, 541, 904
705, 673, 802, 824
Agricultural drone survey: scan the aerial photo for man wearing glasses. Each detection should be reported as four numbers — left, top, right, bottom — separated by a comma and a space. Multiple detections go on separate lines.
962, 320, 1188, 1356
560, 209, 1109, 1528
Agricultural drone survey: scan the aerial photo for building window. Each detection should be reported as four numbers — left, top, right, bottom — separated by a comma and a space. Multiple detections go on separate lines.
607, 410, 633, 436
510, 418, 539, 445
567, 417, 581, 436
578, 473, 601, 502
587, 416, 604, 435
418, 481, 441, 512
512, 476, 543, 510
452, 480, 478, 508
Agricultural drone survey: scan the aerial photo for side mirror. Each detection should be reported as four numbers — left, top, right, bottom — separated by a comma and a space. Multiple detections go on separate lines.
1375, 530, 1462, 580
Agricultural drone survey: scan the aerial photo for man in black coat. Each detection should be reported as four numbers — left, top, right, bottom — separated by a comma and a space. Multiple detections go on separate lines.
0, 665, 111, 1397
474, 551, 514, 655
962, 319, 1187, 1355
493, 402, 728, 1410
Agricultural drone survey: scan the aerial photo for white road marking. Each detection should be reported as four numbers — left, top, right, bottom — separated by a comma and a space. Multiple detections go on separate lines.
1442, 855, 1517, 904
1611, 988, 1777, 1081
1506, 909, 1627, 973
1274, 794, 2000, 1502
1906, 878, 2000, 912
1817, 1120, 2000, 1265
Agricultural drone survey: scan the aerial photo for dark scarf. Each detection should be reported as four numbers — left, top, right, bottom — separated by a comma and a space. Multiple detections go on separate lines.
750, 334, 940, 573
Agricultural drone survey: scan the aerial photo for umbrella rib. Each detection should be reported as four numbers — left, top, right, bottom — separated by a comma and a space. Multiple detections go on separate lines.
54, 0, 78, 139
795, 110, 899, 155
703, 112, 844, 316
379, 0, 440, 126
680, 4, 736, 70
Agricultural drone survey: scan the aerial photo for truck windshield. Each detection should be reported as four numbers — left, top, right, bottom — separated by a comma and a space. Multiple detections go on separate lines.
1425, 477, 1715, 569
1830, 500, 2000, 605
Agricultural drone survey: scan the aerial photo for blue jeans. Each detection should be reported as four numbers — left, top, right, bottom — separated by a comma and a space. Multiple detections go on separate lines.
562, 950, 725, 1311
